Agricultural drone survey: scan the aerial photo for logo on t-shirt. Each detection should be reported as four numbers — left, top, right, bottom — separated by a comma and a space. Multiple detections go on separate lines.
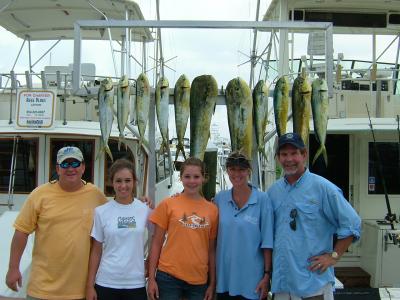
117, 216, 136, 228
179, 213, 209, 229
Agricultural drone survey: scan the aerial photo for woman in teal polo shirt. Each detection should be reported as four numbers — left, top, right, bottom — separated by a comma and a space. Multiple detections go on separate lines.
214, 151, 274, 300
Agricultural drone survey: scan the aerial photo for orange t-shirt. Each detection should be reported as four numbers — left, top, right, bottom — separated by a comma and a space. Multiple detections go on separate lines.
149, 194, 218, 284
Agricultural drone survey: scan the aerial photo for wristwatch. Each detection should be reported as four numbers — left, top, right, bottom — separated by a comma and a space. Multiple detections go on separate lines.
331, 251, 340, 260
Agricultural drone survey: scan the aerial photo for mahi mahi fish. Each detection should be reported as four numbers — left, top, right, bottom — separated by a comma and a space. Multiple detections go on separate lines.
273, 76, 289, 137
174, 74, 190, 161
156, 76, 170, 153
253, 80, 269, 160
311, 78, 329, 166
98, 77, 114, 161
190, 75, 218, 160
225, 77, 253, 159
117, 75, 130, 150
292, 74, 312, 146
135, 73, 150, 148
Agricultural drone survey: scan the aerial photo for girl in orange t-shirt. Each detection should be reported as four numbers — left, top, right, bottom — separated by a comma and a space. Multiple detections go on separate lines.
148, 157, 218, 300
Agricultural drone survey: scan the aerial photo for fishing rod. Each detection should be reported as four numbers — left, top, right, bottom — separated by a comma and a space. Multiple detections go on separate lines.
366, 104, 396, 230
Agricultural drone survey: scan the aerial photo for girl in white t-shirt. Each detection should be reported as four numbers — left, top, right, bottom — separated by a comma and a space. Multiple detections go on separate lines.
86, 158, 152, 300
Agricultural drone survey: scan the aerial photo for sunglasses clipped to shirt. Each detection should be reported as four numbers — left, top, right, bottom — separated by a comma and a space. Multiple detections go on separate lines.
290, 208, 297, 231
58, 161, 81, 169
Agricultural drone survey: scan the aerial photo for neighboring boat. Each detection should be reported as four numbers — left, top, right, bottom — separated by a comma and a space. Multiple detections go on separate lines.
0, 1, 181, 297
260, 0, 400, 294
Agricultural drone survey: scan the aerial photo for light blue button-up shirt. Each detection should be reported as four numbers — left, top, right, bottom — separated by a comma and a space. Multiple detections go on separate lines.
215, 185, 274, 299
267, 169, 361, 298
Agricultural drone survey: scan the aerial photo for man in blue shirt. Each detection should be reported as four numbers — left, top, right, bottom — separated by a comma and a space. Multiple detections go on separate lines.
267, 133, 361, 300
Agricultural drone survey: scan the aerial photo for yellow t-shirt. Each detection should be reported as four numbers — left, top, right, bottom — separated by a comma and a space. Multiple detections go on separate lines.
149, 194, 218, 284
14, 181, 107, 299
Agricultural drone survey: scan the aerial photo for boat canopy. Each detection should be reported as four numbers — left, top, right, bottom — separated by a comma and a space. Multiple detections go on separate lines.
0, 0, 153, 41
263, 0, 400, 34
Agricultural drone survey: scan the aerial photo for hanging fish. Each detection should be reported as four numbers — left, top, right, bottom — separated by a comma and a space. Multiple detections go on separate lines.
97, 77, 114, 161
253, 79, 269, 160
117, 75, 130, 150
174, 74, 190, 161
135, 73, 150, 148
156, 76, 170, 154
190, 75, 218, 160
225, 77, 253, 159
273, 76, 289, 137
311, 78, 329, 166
292, 74, 312, 146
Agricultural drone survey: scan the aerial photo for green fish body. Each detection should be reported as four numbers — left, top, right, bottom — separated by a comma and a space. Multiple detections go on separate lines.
311, 78, 329, 165
174, 74, 190, 161
98, 77, 114, 161
253, 80, 269, 159
135, 73, 150, 148
225, 77, 253, 159
190, 75, 218, 160
117, 75, 130, 150
273, 76, 289, 137
156, 77, 170, 153
292, 75, 312, 146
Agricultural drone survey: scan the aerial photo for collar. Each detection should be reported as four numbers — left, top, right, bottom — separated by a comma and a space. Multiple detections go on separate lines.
284, 168, 309, 187
228, 183, 258, 205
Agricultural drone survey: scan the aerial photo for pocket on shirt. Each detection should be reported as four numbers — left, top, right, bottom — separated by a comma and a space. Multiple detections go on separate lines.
295, 202, 319, 235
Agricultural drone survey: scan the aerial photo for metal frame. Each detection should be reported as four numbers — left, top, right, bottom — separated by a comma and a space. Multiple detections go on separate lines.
72, 19, 334, 194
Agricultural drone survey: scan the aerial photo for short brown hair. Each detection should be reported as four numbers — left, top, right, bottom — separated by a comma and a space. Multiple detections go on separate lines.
225, 151, 251, 170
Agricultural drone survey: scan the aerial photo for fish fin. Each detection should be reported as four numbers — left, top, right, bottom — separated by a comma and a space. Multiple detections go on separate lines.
312, 144, 327, 166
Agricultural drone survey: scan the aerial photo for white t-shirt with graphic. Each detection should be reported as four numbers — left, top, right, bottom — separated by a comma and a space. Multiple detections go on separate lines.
91, 199, 152, 289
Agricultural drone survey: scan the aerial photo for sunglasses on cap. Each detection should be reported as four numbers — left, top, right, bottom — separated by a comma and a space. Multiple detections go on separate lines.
226, 155, 251, 166
58, 161, 81, 169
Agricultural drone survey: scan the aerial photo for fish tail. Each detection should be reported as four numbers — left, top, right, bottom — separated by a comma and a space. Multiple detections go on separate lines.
259, 146, 268, 162
118, 133, 127, 151
105, 144, 114, 162
312, 144, 327, 166
95, 141, 113, 162
175, 143, 187, 162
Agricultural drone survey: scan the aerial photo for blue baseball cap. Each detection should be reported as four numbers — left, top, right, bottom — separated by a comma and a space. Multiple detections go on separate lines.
278, 132, 305, 150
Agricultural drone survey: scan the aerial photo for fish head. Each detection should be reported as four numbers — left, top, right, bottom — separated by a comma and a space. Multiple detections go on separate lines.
137, 73, 149, 87
300, 78, 311, 94
101, 77, 113, 91
226, 77, 246, 101
277, 76, 289, 93
178, 74, 191, 89
158, 77, 169, 89
119, 75, 129, 88
255, 80, 268, 95
319, 79, 328, 92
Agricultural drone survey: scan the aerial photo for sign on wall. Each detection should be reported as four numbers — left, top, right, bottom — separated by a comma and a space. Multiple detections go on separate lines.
16, 90, 56, 128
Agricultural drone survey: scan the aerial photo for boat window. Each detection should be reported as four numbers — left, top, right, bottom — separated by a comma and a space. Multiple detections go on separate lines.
156, 149, 171, 183
309, 134, 350, 200
104, 139, 135, 197
49, 139, 95, 183
368, 142, 400, 195
0, 137, 38, 193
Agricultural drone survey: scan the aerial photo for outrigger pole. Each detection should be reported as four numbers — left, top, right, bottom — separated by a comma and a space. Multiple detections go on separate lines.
366, 104, 396, 230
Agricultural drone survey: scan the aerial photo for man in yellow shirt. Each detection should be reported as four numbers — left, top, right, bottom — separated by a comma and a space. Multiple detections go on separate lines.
5, 146, 107, 300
